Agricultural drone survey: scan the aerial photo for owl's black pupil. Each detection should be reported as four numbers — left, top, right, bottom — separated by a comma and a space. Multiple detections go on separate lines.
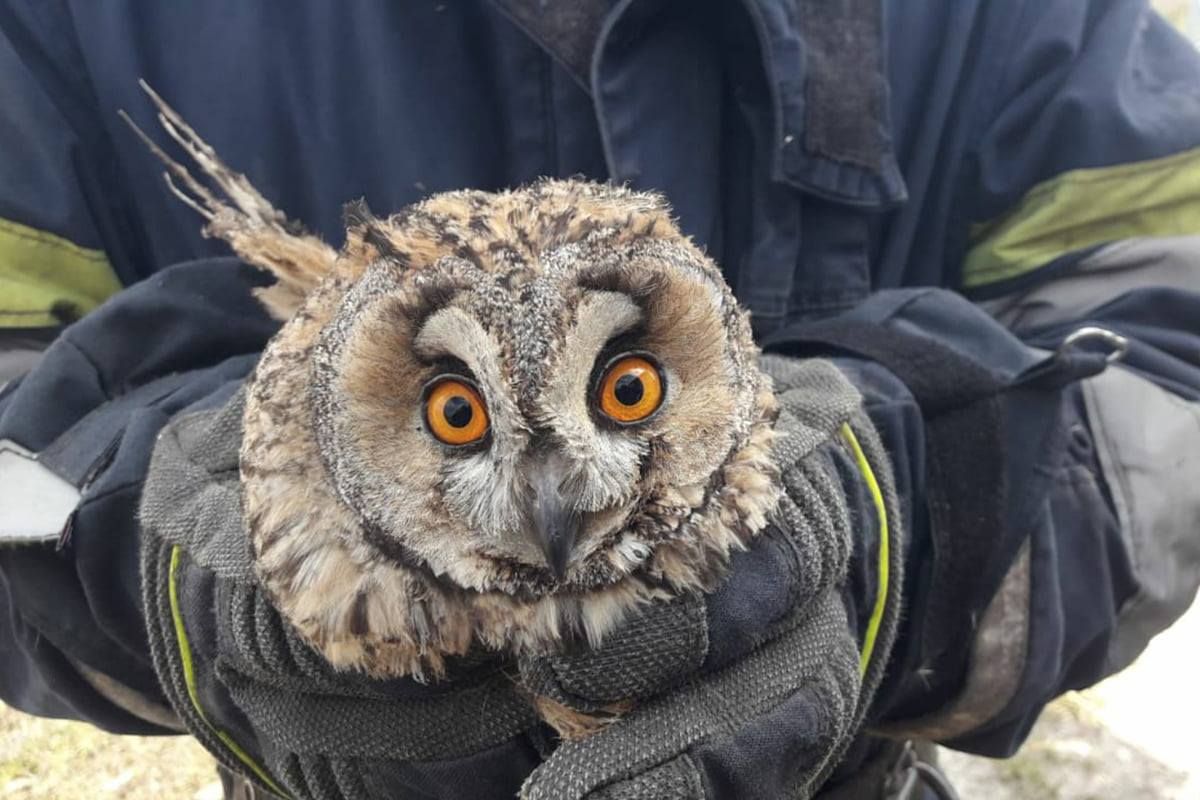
443, 395, 474, 428
614, 374, 644, 406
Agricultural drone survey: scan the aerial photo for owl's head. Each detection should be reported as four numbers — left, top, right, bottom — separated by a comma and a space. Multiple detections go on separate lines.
241, 181, 778, 676
125, 88, 778, 679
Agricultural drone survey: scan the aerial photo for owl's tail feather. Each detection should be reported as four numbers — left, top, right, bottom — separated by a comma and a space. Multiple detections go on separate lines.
119, 80, 338, 319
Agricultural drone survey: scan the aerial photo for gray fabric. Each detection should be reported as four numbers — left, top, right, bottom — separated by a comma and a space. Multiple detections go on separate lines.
980, 235, 1200, 334
589, 756, 707, 800
142, 534, 264, 791
762, 355, 866, 455
302, 755, 365, 800
0, 346, 44, 386
520, 596, 709, 711
0, 329, 57, 386
222, 582, 375, 693
1082, 366, 1200, 674
140, 389, 256, 582
840, 412, 905, 736
878, 542, 1031, 741
219, 667, 537, 761
521, 592, 861, 800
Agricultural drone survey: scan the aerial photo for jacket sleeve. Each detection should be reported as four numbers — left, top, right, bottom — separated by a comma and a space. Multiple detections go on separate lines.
0, 22, 132, 329
0, 8, 277, 734
0, 259, 277, 734
771, 0, 1200, 757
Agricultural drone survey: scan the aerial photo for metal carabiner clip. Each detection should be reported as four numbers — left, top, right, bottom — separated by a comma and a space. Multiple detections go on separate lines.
884, 741, 963, 800
1057, 326, 1130, 365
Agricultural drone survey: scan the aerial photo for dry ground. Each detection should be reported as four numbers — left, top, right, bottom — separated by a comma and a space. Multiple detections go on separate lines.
0, 709, 218, 800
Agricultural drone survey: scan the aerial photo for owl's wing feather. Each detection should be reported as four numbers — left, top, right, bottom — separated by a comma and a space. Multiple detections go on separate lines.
120, 81, 338, 319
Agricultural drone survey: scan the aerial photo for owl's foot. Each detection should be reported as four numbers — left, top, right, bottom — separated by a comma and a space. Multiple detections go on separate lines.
532, 695, 635, 741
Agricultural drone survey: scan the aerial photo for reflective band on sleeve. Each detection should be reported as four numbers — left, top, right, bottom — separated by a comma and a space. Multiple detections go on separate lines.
169, 546, 291, 798
0, 438, 80, 545
0, 218, 122, 327
841, 423, 891, 677
964, 146, 1200, 289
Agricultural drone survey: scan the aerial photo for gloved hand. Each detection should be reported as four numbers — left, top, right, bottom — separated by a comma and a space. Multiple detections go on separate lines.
516, 356, 903, 800
138, 353, 901, 800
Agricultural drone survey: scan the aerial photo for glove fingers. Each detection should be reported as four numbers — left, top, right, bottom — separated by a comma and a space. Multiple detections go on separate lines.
687, 682, 844, 800
520, 590, 861, 800
586, 677, 845, 800
519, 595, 708, 713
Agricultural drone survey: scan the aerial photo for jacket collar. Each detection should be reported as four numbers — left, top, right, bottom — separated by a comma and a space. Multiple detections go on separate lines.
493, 0, 906, 209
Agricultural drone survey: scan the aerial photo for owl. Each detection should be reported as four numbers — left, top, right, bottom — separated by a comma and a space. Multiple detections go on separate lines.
127, 84, 780, 737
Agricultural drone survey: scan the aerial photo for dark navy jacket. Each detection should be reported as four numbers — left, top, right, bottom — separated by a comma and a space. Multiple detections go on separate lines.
2, 0, 1200, 791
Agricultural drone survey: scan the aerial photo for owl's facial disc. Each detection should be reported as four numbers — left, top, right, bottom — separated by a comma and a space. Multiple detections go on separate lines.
247, 182, 781, 671
317, 236, 759, 599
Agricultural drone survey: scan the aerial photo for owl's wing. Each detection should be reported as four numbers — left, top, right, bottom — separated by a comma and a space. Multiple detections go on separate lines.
120, 81, 337, 319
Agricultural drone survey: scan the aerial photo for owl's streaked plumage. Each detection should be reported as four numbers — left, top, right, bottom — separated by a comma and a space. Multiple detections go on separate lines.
130, 85, 780, 735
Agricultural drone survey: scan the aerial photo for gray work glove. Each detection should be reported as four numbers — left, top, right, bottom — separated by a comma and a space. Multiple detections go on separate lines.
138, 357, 900, 800
517, 357, 904, 800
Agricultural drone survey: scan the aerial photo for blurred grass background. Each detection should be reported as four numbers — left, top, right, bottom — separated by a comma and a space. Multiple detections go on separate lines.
0, 708, 218, 800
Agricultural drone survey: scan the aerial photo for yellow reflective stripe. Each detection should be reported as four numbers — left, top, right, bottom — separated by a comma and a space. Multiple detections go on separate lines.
0, 217, 121, 327
840, 424, 890, 677
169, 546, 291, 798
964, 145, 1200, 288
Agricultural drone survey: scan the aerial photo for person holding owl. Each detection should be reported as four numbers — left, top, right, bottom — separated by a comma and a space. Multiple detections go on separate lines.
1, 1, 1199, 799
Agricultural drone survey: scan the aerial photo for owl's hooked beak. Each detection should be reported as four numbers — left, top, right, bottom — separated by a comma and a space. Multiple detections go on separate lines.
527, 455, 582, 580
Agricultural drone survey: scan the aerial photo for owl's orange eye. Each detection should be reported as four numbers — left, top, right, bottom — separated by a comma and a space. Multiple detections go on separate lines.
424, 378, 490, 446
597, 355, 665, 424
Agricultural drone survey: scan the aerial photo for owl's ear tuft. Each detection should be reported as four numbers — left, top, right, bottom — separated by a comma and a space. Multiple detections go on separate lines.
120, 80, 337, 319
342, 198, 376, 230
342, 199, 411, 267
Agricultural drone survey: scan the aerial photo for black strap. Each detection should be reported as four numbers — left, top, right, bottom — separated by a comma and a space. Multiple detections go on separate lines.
764, 319, 1016, 666
765, 318, 1006, 413
798, 0, 889, 171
